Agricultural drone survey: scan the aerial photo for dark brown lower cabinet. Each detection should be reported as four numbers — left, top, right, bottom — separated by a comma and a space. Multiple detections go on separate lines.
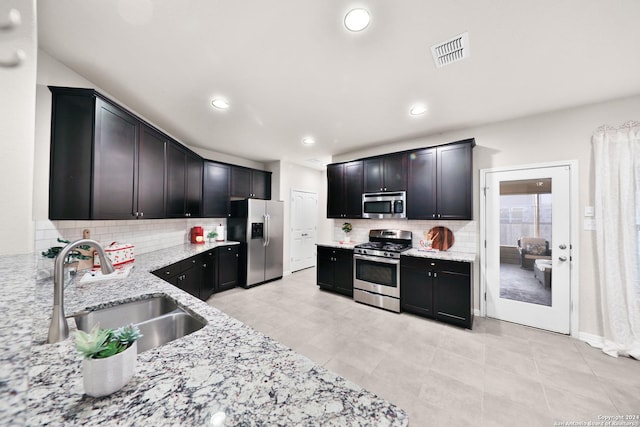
216, 245, 239, 292
317, 246, 353, 296
400, 256, 473, 329
152, 245, 239, 300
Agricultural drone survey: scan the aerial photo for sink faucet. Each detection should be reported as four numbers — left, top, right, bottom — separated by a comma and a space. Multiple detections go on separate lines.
47, 239, 115, 344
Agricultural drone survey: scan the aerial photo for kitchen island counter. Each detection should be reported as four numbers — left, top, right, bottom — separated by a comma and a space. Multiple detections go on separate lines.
1, 242, 407, 426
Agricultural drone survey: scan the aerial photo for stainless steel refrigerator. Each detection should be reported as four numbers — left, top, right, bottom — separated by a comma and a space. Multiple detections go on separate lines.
228, 199, 284, 288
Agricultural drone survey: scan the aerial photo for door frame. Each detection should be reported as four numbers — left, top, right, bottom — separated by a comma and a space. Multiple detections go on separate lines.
289, 188, 318, 272
479, 160, 580, 337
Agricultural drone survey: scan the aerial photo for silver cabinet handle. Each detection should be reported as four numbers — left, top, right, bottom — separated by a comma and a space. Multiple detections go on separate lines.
559, 244, 567, 249
559, 256, 567, 261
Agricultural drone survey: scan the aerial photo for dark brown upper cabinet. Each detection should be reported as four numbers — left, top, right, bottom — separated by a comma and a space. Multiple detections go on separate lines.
50, 86, 279, 221
327, 161, 363, 219
137, 125, 167, 219
230, 166, 271, 199
203, 161, 230, 217
407, 139, 474, 220
166, 141, 203, 218
363, 153, 407, 193
49, 87, 165, 220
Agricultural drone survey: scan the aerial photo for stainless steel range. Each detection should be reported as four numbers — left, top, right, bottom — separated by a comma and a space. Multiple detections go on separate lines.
353, 229, 412, 312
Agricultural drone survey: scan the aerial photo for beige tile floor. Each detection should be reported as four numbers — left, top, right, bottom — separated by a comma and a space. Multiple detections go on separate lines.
207, 267, 640, 426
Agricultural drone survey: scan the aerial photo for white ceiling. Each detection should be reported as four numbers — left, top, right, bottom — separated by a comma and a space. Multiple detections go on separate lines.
38, 1, 640, 168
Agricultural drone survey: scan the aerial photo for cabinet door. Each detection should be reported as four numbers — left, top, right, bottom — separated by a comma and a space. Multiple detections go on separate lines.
407, 148, 437, 219
434, 261, 472, 328
326, 164, 344, 218
316, 247, 335, 289
165, 142, 187, 217
203, 161, 230, 217
93, 98, 139, 219
400, 259, 434, 317
186, 153, 203, 217
49, 90, 94, 219
231, 166, 252, 198
364, 158, 384, 192
344, 161, 363, 218
437, 143, 472, 220
251, 169, 271, 200
137, 125, 166, 218
200, 251, 216, 301
333, 249, 354, 296
217, 246, 239, 291
383, 153, 407, 191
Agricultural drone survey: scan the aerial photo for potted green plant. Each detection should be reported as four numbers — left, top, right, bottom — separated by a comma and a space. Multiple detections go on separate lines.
75, 324, 142, 397
207, 230, 218, 243
342, 222, 353, 242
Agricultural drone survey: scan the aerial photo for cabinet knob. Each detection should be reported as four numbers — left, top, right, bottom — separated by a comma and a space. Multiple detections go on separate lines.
165, 271, 171, 275
434, 272, 438, 278
432, 214, 436, 218
139, 211, 144, 217
192, 259, 196, 264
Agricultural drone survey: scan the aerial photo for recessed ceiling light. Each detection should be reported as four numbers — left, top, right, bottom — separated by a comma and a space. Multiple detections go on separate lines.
344, 8, 370, 32
409, 104, 427, 116
302, 137, 316, 146
211, 98, 229, 110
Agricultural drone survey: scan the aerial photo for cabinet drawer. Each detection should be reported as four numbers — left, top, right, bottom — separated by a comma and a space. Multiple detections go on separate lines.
437, 259, 470, 276
401, 256, 470, 275
152, 260, 183, 279
220, 245, 238, 255
401, 255, 433, 270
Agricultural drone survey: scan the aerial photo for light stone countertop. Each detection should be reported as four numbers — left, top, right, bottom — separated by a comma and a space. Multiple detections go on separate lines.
315, 241, 361, 249
403, 248, 477, 263
1, 241, 407, 426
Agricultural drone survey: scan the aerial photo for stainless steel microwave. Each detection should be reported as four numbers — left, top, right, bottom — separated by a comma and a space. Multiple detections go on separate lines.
362, 191, 406, 219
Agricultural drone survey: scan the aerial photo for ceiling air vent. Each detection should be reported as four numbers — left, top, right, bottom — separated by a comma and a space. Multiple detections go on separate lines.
431, 32, 469, 68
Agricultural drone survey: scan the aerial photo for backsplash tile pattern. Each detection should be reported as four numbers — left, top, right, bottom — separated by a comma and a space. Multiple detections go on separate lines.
35, 218, 227, 279
332, 219, 477, 253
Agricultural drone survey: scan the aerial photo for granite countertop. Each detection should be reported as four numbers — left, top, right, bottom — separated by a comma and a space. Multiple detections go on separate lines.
1, 242, 407, 426
403, 248, 476, 263
316, 241, 360, 249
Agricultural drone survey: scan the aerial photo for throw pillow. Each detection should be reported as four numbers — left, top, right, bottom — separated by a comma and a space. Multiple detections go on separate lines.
526, 243, 546, 255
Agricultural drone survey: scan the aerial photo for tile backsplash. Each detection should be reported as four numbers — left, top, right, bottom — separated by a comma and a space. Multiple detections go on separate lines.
35, 218, 227, 279
332, 219, 477, 253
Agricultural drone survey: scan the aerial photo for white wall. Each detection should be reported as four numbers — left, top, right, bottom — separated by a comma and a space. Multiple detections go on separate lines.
0, 0, 37, 255
333, 94, 640, 337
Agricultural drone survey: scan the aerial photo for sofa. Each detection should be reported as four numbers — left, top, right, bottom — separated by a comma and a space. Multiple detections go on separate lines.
517, 237, 551, 270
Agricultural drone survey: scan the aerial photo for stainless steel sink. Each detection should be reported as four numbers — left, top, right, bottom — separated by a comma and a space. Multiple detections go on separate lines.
73, 295, 207, 352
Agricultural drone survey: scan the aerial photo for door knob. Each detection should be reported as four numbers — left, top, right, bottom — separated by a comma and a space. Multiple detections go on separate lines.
559, 256, 568, 261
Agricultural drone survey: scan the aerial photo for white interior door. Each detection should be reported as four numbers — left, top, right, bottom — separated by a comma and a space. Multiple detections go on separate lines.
290, 189, 317, 272
485, 165, 572, 333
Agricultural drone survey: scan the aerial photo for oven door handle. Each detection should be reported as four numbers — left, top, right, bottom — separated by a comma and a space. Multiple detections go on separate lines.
353, 254, 400, 265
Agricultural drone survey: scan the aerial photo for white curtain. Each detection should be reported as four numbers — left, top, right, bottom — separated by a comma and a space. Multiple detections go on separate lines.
592, 121, 640, 359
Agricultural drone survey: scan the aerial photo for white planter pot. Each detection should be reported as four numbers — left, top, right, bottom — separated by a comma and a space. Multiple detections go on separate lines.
82, 341, 137, 397
343, 234, 351, 242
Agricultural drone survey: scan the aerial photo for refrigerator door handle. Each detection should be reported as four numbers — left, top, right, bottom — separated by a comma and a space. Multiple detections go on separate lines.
265, 214, 270, 246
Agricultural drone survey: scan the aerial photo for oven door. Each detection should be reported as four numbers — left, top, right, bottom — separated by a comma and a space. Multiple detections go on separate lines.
353, 254, 400, 298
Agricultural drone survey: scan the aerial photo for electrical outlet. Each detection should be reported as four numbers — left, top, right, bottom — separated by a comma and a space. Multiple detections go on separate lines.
584, 206, 595, 217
